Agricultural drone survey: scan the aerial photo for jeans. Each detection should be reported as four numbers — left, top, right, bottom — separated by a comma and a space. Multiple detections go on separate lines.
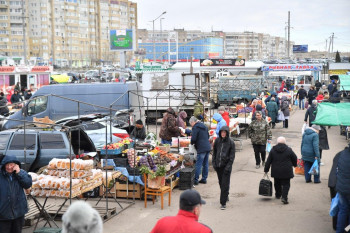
336, 193, 350, 233
161, 139, 172, 145
274, 178, 291, 200
216, 167, 232, 205
195, 151, 210, 182
303, 160, 320, 183
0, 216, 24, 233
253, 144, 266, 165
299, 98, 305, 109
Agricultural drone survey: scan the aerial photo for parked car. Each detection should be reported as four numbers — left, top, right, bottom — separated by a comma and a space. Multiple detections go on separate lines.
85, 70, 99, 80
0, 128, 96, 172
67, 72, 79, 83
56, 114, 130, 150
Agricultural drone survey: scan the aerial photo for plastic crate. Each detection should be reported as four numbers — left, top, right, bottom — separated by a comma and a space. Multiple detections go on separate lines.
127, 166, 141, 176
180, 167, 195, 180
179, 183, 193, 190
113, 157, 128, 167
100, 148, 122, 155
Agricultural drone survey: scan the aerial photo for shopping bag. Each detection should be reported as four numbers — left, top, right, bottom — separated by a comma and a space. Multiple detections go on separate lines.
294, 99, 298, 106
259, 173, 273, 196
266, 142, 272, 152
277, 111, 285, 121
295, 159, 304, 175
308, 160, 319, 175
301, 123, 308, 135
329, 193, 339, 217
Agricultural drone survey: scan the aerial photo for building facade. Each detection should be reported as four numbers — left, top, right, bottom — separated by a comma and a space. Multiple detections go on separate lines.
0, 0, 137, 67
138, 29, 293, 61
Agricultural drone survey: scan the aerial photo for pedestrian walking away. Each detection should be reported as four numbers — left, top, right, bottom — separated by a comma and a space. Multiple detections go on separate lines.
248, 111, 272, 169
304, 100, 318, 127
185, 117, 211, 185
280, 96, 290, 128
266, 97, 278, 128
307, 86, 317, 105
318, 126, 329, 165
296, 85, 307, 110
301, 125, 321, 183
0, 155, 32, 233
212, 126, 235, 210
264, 137, 297, 204
151, 189, 212, 233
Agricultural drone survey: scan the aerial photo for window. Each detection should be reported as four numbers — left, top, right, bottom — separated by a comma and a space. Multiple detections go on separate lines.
9, 134, 36, 150
27, 96, 48, 116
40, 134, 66, 149
0, 134, 11, 150
83, 122, 104, 130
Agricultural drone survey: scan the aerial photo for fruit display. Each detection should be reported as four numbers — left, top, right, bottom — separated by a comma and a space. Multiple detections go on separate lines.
127, 149, 137, 167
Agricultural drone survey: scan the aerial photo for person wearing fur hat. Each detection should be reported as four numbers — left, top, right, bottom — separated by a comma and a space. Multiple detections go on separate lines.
301, 124, 321, 183
159, 108, 181, 145
0, 155, 32, 233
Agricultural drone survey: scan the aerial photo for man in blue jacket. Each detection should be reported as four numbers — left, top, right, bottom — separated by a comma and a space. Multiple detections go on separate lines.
301, 125, 320, 183
213, 113, 227, 136
186, 116, 211, 185
0, 155, 32, 233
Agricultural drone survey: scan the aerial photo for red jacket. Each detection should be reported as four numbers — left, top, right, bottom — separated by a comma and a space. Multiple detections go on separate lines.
150, 210, 212, 233
221, 111, 230, 127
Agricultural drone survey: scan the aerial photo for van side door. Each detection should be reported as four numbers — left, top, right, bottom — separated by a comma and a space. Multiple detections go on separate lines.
6, 132, 38, 171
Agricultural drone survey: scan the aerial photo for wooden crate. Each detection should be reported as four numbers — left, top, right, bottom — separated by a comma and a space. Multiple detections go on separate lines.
166, 177, 179, 190
99, 181, 144, 200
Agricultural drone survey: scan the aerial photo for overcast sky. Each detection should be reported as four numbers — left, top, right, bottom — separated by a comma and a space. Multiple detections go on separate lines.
133, 0, 350, 52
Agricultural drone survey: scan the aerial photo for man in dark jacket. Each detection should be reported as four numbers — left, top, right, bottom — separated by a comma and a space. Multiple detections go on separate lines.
0, 155, 32, 233
10, 90, 23, 104
264, 137, 297, 204
318, 126, 329, 165
0, 92, 9, 116
159, 108, 181, 145
151, 189, 212, 233
24, 90, 32, 100
296, 85, 307, 110
315, 80, 322, 92
307, 86, 317, 105
335, 145, 350, 233
186, 117, 211, 185
130, 119, 146, 140
304, 100, 318, 127
328, 80, 335, 94
212, 126, 235, 210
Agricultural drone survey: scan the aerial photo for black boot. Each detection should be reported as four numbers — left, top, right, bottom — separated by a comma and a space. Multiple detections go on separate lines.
285, 119, 288, 128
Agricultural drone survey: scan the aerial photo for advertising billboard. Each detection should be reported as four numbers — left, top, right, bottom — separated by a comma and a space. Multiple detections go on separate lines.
293, 45, 308, 53
110, 29, 133, 51
200, 58, 245, 66
261, 64, 322, 71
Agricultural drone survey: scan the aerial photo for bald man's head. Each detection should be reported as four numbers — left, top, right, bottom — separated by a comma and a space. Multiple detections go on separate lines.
277, 137, 286, 144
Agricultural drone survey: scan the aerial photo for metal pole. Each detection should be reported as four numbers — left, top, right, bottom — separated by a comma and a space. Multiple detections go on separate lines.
24, 121, 26, 171
21, 0, 27, 65
152, 20, 155, 62
287, 11, 290, 59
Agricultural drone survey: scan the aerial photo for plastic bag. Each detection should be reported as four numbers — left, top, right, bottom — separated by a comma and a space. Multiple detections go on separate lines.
266, 142, 272, 152
277, 111, 285, 121
189, 144, 197, 157
295, 159, 304, 175
301, 123, 307, 135
294, 99, 298, 106
329, 193, 339, 217
308, 160, 319, 175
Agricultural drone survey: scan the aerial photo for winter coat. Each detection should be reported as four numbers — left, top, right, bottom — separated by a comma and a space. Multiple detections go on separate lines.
336, 147, 350, 195
190, 121, 211, 154
0, 96, 9, 115
130, 127, 146, 140
264, 143, 298, 179
316, 94, 324, 103
150, 210, 212, 233
10, 93, 23, 103
252, 104, 266, 120
212, 126, 235, 173
266, 101, 278, 123
280, 96, 290, 117
304, 103, 317, 125
176, 111, 187, 129
213, 113, 227, 136
24, 93, 32, 100
301, 128, 320, 162
319, 126, 329, 150
328, 150, 342, 189
296, 88, 307, 100
327, 83, 334, 93
264, 92, 280, 108
193, 101, 204, 120
248, 119, 272, 145
0, 155, 32, 220
221, 111, 230, 127
307, 89, 317, 103
159, 108, 180, 141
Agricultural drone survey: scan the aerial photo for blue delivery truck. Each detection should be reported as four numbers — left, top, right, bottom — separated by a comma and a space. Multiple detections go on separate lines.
1, 82, 144, 131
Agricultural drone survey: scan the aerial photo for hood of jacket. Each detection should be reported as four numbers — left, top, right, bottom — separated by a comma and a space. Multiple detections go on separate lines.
310, 104, 317, 110
166, 107, 175, 116
213, 113, 223, 122
178, 111, 187, 120
1, 155, 21, 171
222, 111, 229, 118
271, 92, 277, 97
193, 121, 207, 131
256, 104, 262, 111
273, 143, 289, 153
304, 128, 317, 136
218, 126, 230, 139
281, 96, 287, 102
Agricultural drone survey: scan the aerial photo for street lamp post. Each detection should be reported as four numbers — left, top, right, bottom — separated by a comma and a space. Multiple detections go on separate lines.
151, 11, 166, 62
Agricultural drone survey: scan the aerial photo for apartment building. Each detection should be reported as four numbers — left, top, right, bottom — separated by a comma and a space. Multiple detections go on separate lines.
0, 0, 137, 67
138, 29, 293, 61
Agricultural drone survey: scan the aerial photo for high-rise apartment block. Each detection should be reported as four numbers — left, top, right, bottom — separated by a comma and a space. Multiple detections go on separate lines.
0, 0, 137, 67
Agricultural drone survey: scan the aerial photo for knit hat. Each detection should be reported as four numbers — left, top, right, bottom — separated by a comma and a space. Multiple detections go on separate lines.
311, 124, 321, 131
136, 120, 143, 125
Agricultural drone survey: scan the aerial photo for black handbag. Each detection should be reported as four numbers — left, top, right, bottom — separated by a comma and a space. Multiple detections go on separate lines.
259, 173, 273, 196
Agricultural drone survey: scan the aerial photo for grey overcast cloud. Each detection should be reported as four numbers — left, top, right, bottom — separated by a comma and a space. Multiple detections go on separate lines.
133, 0, 350, 52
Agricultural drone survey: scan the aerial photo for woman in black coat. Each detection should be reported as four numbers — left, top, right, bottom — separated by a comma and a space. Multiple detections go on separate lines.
319, 126, 329, 165
264, 137, 297, 204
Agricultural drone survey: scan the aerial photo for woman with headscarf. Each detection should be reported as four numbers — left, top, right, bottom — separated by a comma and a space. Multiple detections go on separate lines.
176, 111, 187, 129
266, 97, 278, 129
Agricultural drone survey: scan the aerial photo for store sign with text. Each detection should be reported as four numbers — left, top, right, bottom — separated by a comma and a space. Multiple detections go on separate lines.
0, 66, 15, 73
262, 64, 322, 71
200, 59, 245, 66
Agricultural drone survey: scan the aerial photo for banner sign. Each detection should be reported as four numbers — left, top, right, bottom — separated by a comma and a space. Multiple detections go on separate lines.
31, 66, 50, 72
329, 70, 350, 75
262, 64, 322, 71
110, 29, 133, 51
200, 59, 245, 66
0, 66, 15, 73
293, 45, 308, 53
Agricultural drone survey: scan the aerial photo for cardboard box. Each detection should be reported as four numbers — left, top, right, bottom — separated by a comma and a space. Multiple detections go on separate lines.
33, 116, 55, 128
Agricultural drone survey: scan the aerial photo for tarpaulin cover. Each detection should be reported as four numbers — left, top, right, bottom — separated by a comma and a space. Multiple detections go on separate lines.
339, 75, 350, 91
312, 102, 350, 126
